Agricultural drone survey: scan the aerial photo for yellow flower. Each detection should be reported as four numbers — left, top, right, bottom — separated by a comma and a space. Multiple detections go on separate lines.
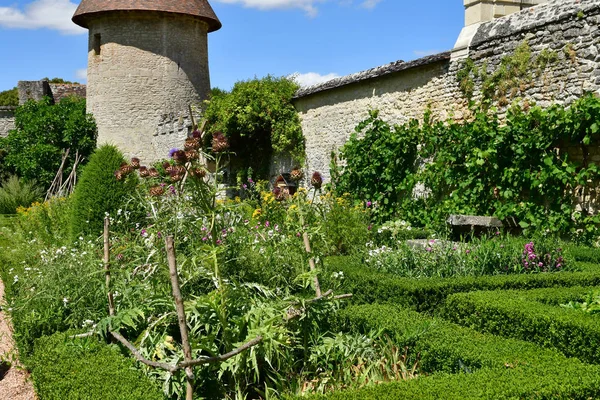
252, 208, 262, 219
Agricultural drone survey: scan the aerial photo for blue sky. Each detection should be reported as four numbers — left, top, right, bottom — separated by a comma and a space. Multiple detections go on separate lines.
0, 0, 465, 92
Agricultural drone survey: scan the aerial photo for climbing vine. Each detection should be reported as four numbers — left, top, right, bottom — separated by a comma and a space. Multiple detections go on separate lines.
457, 41, 560, 105
334, 94, 600, 243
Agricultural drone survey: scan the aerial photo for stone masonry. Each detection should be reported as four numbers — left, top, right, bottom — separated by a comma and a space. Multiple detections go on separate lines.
291, 0, 600, 186
0, 107, 15, 138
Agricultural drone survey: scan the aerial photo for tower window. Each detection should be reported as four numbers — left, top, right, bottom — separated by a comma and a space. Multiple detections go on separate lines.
93, 34, 102, 55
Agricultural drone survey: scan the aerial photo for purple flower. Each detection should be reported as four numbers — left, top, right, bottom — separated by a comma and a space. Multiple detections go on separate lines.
466, 249, 471, 254
296, 232, 301, 237
216, 239, 223, 245
426, 247, 433, 252
157, 232, 162, 239
169, 148, 179, 158
202, 237, 208, 242
265, 221, 270, 228
141, 229, 148, 237
366, 201, 372, 207
248, 178, 254, 183
242, 184, 248, 189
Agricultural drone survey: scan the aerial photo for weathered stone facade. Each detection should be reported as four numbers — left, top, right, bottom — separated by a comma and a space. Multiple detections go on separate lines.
292, 0, 600, 185
48, 83, 87, 103
0, 107, 16, 138
83, 12, 211, 161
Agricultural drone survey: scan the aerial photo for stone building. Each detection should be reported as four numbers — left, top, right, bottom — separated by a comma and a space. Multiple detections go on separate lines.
292, 0, 600, 185
71, 0, 221, 162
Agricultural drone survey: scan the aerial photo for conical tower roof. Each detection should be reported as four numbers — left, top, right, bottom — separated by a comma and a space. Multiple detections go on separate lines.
72, 0, 221, 32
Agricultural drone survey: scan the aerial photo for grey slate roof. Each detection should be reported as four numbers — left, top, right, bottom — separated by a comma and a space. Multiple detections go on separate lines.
294, 51, 451, 99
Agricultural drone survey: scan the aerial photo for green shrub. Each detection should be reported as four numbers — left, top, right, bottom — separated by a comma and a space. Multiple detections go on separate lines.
304, 304, 600, 399
0, 175, 44, 214
70, 145, 137, 239
30, 332, 164, 400
204, 76, 304, 178
334, 94, 600, 239
0, 87, 18, 106
567, 244, 600, 264
1, 96, 97, 189
323, 257, 600, 312
15, 196, 73, 245
441, 287, 600, 364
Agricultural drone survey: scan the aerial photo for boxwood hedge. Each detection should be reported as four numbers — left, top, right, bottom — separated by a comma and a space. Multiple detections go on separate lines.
300, 304, 600, 399
324, 257, 600, 312
441, 286, 600, 364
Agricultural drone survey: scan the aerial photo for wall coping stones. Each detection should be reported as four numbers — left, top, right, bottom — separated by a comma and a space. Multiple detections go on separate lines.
0, 106, 16, 112
471, 0, 600, 49
293, 52, 451, 99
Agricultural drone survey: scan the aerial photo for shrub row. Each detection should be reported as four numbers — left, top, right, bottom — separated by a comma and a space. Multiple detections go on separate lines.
324, 256, 600, 312
301, 304, 600, 399
567, 245, 600, 264
29, 332, 164, 400
440, 286, 600, 364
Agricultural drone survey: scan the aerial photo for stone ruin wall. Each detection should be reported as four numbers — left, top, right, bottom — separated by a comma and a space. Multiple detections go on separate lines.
0, 107, 15, 138
292, 0, 600, 199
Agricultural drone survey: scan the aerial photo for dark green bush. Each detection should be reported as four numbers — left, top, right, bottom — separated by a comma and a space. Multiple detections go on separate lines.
0, 87, 18, 106
1, 96, 97, 189
303, 304, 600, 399
441, 287, 600, 364
324, 256, 600, 312
31, 332, 164, 400
567, 244, 600, 264
70, 145, 137, 239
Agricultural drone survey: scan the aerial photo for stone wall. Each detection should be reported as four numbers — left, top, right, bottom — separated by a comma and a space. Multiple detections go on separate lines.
86, 11, 211, 162
292, 0, 600, 185
0, 107, 16, 138
48, 83, 87, 103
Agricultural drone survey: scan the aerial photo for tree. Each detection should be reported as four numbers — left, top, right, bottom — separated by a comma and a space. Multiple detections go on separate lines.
1, 96, 97, 189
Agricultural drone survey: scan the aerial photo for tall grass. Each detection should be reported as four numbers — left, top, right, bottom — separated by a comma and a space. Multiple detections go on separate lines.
0, 175, 43, 214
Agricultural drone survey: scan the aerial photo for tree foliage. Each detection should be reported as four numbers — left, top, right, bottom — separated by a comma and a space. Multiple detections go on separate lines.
0, 87, 18, 107
0, 96, 97, 189
203, 76, 304, 178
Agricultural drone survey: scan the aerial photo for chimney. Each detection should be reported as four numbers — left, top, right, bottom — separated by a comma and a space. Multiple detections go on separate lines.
464, 0, 548, 26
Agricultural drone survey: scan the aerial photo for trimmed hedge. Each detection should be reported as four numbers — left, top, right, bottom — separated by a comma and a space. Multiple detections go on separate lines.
30, 332, 164, 400
567, 245, 600, 264
324, 256, 600, 312
301, 304, 600, 399
441, 287, 600, 364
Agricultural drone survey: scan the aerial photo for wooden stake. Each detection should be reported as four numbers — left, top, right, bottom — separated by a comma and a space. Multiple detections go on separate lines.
104, 217, 115, 317
165, 236, 195, 400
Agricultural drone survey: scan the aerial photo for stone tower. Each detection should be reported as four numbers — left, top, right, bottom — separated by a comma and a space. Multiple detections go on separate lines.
72, 0, 221, 162
464, 0, 548, 26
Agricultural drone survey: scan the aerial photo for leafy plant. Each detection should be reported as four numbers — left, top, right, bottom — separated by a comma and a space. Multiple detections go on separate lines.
0, 87, 18, 107
561, 290, 600, 314
0, 175, 44, 214
203, 76, 305, 178
1, 96, 97, 189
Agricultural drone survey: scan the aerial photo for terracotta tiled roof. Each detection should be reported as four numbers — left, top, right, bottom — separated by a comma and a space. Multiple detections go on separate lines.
72, 0, 221, 32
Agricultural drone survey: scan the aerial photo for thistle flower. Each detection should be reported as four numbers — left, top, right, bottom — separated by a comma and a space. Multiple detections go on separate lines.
114, 170, 123, 181
168, 148, 179, 158
149, 186, 165, 197
190, 167, 207, 179
273, 186, 287, 202
162, 161, 174, 174
290, 167, 303, 182
185, 149, 199, 161
130, 157, 141, 169
192, 130, 202, 139
119, 162, 133, 176
212, 131, 229, 153
172, 150, 188, 165
138, 166, 149, 178
311, 171, 323, 189
184, 137, 201, 151
148, 168, 160, 178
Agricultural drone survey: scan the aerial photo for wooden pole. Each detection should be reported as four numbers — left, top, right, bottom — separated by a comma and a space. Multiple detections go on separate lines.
165, 236, 195, 400
104, 217, 115, 317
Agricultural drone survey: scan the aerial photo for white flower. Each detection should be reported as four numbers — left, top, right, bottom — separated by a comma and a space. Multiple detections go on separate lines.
63, 297, 69, 306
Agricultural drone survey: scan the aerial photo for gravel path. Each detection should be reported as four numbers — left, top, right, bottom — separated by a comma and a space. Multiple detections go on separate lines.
0, 279, 36, 400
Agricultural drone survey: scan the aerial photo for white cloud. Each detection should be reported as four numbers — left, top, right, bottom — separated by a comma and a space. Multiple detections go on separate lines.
413, 49, 443, 57
75, 68, 87, 82
290, 72, 340, 87
0, 0, 84, 35
360, 0, 381, 9
214, 0, 381, 16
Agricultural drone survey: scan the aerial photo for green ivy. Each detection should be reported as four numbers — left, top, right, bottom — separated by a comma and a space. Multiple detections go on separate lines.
203, 76, 305, 178
334, 94, 600, 241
